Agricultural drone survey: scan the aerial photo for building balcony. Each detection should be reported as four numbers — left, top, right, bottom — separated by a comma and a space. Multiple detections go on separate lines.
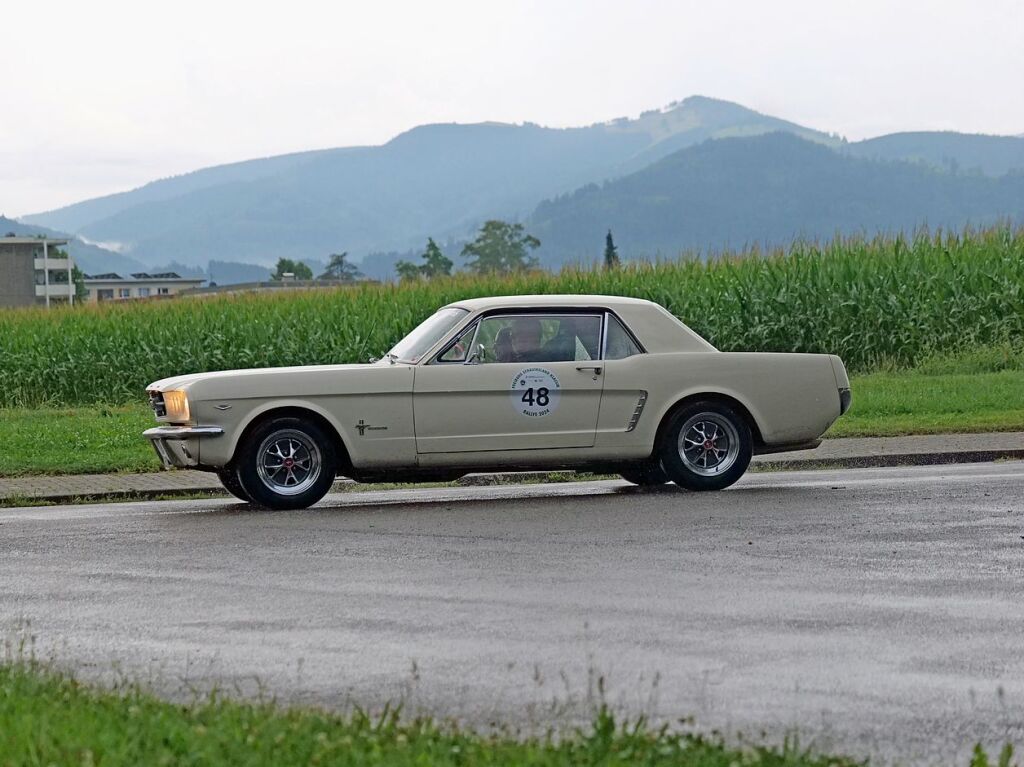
34, 257, 72, 271
35, 283, 75, 298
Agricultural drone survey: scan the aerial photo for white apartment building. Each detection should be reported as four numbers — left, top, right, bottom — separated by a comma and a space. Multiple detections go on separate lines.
83, 272, 206, 302
0, 235, 75, 308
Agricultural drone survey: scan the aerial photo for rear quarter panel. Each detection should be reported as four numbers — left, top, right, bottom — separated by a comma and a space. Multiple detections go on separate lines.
599, 351, 842, 450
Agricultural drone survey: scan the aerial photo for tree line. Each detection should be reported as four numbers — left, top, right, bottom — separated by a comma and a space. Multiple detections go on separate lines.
270, 220, 622, 284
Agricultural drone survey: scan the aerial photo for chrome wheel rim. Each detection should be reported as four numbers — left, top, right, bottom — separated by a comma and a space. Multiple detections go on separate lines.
678, 412, 740, 476
256, 429, 321, 496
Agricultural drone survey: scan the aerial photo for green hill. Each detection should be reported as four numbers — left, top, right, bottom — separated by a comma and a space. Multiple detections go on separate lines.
528, 133, 1024, 265
19, 149, 344, 235
846, 131, 1024, 176
20, 97, 832, 268
18, 97, 1024, 276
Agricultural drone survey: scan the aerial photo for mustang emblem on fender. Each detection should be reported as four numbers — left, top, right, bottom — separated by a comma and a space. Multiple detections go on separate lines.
356, 419, 388, 436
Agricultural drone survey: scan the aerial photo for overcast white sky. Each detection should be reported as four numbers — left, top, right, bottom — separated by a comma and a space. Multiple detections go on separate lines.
2, 0, 1022, 216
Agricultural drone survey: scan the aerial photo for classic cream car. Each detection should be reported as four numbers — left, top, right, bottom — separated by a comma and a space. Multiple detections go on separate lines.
145, 295, 851, 509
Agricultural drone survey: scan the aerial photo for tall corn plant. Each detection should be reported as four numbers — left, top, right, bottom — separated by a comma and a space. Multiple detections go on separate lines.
0, 226, 1022, 407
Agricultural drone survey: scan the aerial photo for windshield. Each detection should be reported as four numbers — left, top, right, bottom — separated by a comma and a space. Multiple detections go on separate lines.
387, 307, 469, 363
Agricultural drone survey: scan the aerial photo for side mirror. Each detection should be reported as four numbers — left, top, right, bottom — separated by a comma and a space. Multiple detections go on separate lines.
466, 343, 486, 365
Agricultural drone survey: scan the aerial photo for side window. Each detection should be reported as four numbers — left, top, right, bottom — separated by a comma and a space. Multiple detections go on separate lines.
437, 322, 477, 363
604, 315, 643, 360
474, 314, 602, 363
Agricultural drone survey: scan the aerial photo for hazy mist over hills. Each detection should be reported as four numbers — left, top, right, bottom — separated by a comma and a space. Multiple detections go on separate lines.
0, 216, 149, 275
18, 96, 1024, 280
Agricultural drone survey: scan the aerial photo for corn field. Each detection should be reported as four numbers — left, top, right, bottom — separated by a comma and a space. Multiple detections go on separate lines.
1, 226, 1022, 407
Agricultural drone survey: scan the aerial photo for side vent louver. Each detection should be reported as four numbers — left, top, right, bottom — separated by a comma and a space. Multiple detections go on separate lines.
626, 391, 648, 432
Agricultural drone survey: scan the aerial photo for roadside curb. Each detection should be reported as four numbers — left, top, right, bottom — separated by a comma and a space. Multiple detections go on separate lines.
751, 448, 1024, 472
2, 445, 1021, 505
0, 478, 354, 506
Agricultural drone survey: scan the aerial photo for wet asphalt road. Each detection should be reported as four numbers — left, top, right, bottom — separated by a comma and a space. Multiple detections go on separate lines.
2, 462, 1023, 765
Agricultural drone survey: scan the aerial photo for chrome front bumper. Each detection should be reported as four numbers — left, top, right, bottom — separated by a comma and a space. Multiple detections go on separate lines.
839, 387, 852, 415
143, 425, 224, 469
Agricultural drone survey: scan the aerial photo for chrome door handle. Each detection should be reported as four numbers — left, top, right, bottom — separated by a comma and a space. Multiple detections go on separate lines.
575, 365, 602, 374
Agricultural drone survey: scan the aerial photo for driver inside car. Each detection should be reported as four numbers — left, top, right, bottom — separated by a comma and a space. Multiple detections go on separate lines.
509, 317, 543, 362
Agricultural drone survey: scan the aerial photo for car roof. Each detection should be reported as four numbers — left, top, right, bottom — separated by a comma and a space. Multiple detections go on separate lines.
446, 294, 657, 312
443, 294, 717, 354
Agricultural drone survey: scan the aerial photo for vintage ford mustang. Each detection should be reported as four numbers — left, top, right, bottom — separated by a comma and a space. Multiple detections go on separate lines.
145, 295, 851, 509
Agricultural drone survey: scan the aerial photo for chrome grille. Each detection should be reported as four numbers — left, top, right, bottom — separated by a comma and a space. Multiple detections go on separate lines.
148, 390, 166, 418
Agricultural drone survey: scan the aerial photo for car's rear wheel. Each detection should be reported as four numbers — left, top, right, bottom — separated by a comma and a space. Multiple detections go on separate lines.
236, 416, 337, 509
659, 401, 752, 491
216, 467, 252, 502
620, 460, 669, 486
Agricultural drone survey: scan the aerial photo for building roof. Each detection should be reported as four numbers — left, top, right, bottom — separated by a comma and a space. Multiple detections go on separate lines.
84, 271, 204, 283
181, 279, 377, 296
130, 271, 197, 280
0, 235, 68, 246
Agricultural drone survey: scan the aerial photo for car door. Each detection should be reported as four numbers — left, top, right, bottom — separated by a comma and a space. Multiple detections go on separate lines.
412, 312, 605, 453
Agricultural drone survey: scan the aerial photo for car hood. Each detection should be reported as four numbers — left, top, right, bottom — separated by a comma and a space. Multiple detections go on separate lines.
147, 362, 395, 394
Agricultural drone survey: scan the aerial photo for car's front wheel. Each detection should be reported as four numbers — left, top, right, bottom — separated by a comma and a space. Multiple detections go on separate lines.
658, 401, 752, 491
236, 416, 337, 509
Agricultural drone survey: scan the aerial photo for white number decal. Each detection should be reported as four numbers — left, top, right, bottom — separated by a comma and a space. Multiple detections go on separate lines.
510, 368, 560, 417
520, 387, 550, 407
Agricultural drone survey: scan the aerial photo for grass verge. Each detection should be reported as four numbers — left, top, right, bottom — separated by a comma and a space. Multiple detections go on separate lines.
0, 405, 155, 476
0, 659, 865, 767
0, 491, 232, 509
826, 369, 1024, 437
1, 367, 1022, 477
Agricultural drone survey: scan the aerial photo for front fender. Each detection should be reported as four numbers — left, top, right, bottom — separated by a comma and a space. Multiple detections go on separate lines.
193, 392, 415, 470
225, 398, 354, 467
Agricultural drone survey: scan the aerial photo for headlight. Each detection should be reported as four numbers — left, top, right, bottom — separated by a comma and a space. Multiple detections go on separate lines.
162, 390, 191, 423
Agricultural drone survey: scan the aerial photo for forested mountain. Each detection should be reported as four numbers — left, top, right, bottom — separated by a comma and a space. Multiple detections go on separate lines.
846, 132, 1024, 176
17, 96, 1024, 278
20, 97, 833, 268
20, 149, 344, 235
528, 133, 1024, 265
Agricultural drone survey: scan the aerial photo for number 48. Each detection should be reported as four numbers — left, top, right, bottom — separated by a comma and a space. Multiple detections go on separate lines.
522, 387, 550, 407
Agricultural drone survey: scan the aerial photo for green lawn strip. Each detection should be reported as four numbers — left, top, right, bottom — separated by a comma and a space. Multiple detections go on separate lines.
0, 661, 866, 767
0, 404, 157, 476
828, 369, 1024, 437
2, 369, 1023, 477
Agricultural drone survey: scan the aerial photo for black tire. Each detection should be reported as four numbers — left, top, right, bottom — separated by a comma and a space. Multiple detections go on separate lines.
620, 460, 670, 486
658, 400, 752, 491
235, 416, 338, 510
216, 467, 252, 502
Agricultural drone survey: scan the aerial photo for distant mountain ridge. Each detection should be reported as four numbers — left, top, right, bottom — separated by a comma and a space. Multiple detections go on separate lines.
845, 132, 1024, 176
17, 96, 1024, 278
21, 149, 345, 235
20, 97, 837, 268
528, 132, 1024, 264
